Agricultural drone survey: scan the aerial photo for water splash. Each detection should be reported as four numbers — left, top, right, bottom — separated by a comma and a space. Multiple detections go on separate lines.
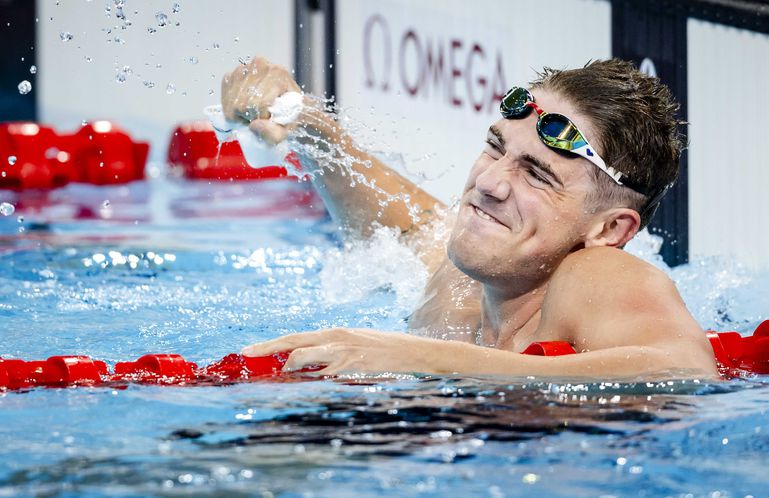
626, 230, 769, 332
59, 31, 73, 42
319, 226, 428, 312
280, 96, 438, 229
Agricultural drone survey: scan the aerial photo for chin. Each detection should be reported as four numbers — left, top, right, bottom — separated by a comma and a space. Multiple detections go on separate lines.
447, 232, 488, 282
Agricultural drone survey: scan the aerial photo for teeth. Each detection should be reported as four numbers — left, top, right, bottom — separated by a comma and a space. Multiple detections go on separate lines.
474, 206, 494, 221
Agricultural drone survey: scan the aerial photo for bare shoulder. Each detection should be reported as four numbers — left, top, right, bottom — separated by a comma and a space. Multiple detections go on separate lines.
550, 246, 675, 300
541, 247, 709, 355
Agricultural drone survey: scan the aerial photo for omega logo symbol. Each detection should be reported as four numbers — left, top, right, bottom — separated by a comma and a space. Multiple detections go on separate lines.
362, 13, 508, 114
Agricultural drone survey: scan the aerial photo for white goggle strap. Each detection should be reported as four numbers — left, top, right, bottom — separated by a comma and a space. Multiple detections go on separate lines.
571, 143, 624, 185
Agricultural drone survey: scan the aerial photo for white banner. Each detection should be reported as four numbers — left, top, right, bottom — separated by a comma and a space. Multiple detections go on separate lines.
337, 0, 611, 202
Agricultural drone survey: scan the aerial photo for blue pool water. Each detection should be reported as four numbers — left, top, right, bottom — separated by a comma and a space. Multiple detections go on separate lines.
1, 177, 768, 497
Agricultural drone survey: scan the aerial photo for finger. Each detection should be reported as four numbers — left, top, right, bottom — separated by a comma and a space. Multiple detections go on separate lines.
249, 119, 291, 145
241, 330, 328, 357
282, 346, 333, 372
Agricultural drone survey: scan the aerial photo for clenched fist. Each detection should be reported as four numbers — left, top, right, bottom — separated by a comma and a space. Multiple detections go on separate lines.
221, 57, 303, 144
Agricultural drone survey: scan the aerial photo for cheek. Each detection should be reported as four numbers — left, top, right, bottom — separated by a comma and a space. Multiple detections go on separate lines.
463, 154, 491, 191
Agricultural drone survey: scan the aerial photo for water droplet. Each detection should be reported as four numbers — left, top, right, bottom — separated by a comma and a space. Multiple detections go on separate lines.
208, 89, 214, 95
143, 80, 155, 89
155, 11, 168, 27
115, 65, 131, 84
336, 49, 341, 55
166, 83, 176, 95
60, 31, 73, 42
84, 56, 93, 63
29, 65, 37, 74
17, 80, 32, 95
147, 26, 157, 34
233, 36, 239, 42
0, 202, 15, 216
522, 473, 540, 484
17, 215, 24, 223
8, 156, 17, 166
212, 42, 220, 49
102, 200, 110, 208
329, 64, 333, 69
187, 56, 198, 64
172, 2, 180, 13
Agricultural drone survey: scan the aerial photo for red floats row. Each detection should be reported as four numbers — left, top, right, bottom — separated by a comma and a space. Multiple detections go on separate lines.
2, 324, 769, 391
1, 120, 298, 190
0, 121, 149, 190
0, 352, 290, 390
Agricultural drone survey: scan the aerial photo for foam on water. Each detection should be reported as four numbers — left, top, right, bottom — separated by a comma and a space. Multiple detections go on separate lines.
626, 229, 769, 332
319, 225, 429, 312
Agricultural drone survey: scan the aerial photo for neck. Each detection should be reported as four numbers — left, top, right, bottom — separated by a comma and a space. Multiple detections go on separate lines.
479, 282, 547, 350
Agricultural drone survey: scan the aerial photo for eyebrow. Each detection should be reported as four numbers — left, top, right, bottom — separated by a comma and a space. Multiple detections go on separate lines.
487, 125, 564, 187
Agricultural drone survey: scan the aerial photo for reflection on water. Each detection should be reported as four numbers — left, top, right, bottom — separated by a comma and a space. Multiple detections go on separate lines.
2, 375, 767, 497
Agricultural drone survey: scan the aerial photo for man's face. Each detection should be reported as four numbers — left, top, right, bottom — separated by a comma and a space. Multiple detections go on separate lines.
447, 88, 601, 293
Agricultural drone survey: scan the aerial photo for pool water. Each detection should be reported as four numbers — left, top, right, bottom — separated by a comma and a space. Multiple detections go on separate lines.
1, 177, 768, 497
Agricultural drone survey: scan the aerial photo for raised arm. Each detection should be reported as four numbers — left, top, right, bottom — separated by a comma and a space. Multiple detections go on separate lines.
221, 57, 444, 237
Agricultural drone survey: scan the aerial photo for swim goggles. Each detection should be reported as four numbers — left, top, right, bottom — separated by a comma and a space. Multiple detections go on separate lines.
499, 86, 653, 196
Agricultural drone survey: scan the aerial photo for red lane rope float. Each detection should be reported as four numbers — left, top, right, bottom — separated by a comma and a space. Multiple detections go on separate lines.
0, 352, 291, 390
2, 322, 768, 391
0, 121, 148, 190
167, 121, 302, 181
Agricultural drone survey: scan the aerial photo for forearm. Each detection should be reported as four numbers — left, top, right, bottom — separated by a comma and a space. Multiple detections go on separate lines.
294, 102, 444, 237
431, 341, 716, 379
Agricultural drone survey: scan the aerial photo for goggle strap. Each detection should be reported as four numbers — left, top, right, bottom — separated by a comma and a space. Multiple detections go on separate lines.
571, 144, 624, 185
638, 183, 672, 220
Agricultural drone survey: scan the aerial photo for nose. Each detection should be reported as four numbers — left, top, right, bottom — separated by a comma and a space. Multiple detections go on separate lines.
475, 159, 512, 201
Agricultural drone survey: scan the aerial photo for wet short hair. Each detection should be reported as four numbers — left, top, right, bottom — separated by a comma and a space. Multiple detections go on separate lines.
530, 59, 683, 229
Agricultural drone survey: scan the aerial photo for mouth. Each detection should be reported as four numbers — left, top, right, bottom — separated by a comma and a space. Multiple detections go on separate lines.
470, 203, 509, 229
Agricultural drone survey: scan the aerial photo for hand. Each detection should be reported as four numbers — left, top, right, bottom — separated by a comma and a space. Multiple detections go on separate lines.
241, 328, 460, 376
221, 56, 302, 144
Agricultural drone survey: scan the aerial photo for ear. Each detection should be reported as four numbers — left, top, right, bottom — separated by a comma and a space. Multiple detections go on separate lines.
584, 208, 641, 248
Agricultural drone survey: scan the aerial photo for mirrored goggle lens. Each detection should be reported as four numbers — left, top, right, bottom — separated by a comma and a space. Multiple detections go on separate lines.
500, 87, 532, 118
538, 113, 587, 150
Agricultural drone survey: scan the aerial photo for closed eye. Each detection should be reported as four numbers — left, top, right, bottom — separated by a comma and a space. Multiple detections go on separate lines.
484, 138, 505, 158
524, 165, 553, 186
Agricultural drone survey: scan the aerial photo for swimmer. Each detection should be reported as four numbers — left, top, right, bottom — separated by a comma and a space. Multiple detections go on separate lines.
223, 57, 718, 379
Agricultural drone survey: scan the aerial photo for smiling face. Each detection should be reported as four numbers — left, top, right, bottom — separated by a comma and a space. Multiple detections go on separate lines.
447, 88, 605, 294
